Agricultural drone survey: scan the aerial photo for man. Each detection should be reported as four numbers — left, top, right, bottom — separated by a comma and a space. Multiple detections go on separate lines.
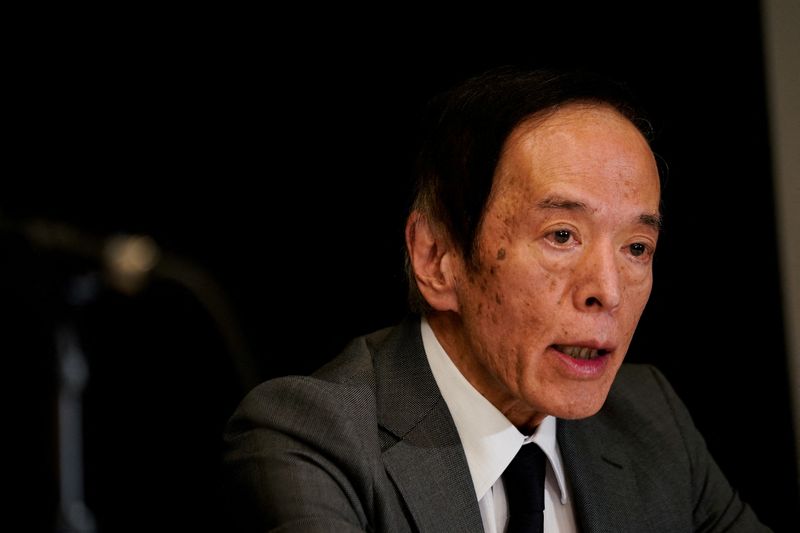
223, 67, 769, 532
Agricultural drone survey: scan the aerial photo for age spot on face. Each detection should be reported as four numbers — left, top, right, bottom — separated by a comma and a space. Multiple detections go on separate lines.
496, 248, 506, 260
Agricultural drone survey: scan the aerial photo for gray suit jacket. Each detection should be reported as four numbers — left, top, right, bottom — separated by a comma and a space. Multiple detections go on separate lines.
223, 317, 768, 532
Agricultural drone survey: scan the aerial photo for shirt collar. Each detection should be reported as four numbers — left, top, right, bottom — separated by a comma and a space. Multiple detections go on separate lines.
421, 317, 569, 504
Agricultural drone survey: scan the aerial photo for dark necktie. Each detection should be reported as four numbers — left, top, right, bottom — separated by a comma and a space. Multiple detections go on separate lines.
502, 443, 547, 533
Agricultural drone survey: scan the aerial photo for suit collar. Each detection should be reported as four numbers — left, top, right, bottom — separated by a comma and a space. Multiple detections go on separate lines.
371, 316, 484, 532
372, 316, 441, 437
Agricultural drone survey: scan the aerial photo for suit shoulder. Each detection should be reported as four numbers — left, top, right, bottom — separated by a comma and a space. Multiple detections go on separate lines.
225, 324, 401, 442
608, 363, 680, 412
310, 325, 394, 385
592, 363, 693, 451
223, 373, 385, 486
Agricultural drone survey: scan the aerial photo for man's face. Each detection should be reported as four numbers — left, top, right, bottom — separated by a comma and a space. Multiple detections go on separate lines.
437, 104, 661, 428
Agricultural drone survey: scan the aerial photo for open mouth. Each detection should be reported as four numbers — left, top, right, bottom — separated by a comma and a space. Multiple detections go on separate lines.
552, 344, 610, 360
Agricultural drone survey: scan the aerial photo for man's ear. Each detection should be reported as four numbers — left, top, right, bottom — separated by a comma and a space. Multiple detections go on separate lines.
405, 211, 460, 313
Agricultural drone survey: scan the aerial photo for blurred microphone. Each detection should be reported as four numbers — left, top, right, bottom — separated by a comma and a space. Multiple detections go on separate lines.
1, 215, 261, 392
12, 218, 159, 296
103, 234, 160, 295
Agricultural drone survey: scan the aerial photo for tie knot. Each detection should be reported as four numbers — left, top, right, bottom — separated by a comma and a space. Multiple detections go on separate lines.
503, 443, 546, 533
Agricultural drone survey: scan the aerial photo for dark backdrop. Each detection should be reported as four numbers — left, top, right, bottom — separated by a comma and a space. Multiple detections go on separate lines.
6, 4, 798, 532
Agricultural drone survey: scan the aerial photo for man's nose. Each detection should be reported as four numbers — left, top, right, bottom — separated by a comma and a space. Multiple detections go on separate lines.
573, 242, 622, 312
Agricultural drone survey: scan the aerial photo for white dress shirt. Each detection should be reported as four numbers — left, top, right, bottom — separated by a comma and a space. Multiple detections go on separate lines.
421, 317, 578, 533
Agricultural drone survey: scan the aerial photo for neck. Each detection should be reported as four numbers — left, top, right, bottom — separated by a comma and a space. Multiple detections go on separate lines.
426, 311, 547, 431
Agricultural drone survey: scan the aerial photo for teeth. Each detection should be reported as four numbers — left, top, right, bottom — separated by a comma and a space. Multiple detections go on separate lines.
557, 345, 600, 359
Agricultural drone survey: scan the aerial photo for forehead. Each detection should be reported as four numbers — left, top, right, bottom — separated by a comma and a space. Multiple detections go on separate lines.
492, 104, 660, 207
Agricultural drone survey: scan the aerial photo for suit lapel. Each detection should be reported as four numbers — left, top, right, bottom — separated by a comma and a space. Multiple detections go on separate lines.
373, 318, 483, 532
558, 417, 643, 533
382, 400, 482, 532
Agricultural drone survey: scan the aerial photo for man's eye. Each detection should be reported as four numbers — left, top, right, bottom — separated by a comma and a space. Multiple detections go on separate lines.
629, 243, 648, 256
553, 230, 572, 244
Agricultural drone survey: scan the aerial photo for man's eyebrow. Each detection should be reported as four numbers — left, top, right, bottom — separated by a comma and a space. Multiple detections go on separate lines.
537, 195, 663, 231
640, 213, 663, 231
536, 196, 588, 211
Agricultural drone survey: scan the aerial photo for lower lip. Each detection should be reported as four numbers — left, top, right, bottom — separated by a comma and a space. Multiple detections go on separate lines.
549, 346, 610, 378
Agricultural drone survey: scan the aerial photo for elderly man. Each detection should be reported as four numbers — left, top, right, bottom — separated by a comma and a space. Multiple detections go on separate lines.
223, 67, 768, 532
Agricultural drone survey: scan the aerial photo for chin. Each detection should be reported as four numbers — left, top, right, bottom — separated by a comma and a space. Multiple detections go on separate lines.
541, 389, 611, 420
553, 402, 605, 420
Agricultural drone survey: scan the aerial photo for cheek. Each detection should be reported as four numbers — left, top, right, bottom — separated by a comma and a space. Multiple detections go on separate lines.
534, 246, 579, 278
511, 257, 573, 313
475, 265, 566, 355
625, 259, 653, 285
623, 266, 653, 302
620, 268, 653, 326
524, 247, 586, 307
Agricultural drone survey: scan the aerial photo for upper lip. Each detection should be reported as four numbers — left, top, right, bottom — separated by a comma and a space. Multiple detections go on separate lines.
552, 341, 614, 354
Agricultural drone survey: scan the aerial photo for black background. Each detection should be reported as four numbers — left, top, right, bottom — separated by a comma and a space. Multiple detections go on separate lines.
6, 3, 798, 531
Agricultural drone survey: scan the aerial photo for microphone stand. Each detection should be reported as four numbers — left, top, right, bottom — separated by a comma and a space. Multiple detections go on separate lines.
55, 274, 99, 533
